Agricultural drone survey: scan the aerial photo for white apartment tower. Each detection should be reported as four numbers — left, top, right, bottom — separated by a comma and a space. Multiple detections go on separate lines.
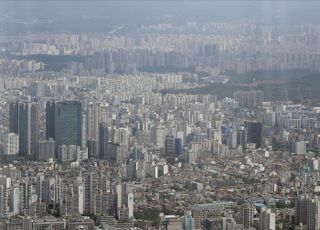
4, 133, 19, 155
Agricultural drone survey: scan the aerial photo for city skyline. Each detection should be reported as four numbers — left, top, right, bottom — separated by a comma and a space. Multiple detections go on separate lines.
0, 1, 319, 230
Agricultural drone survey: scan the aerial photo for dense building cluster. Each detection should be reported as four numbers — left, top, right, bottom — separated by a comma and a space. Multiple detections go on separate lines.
3, 22, 320, 76
0, 20, 320, 230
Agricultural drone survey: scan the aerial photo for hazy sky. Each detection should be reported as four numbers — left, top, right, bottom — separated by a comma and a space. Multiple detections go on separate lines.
0, 1, 320, 34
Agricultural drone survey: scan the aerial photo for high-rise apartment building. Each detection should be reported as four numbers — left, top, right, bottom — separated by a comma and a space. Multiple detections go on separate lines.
83, 171, 98, 215
86, 102, 100, 157
237, 126, 247, 150
37, 139, 55, 161
259, 207, 275, 230
3, 133, 19, 155
240, 203, 255, 229
99, 122, 109, 159
9, 101, 39, 157
234, 90, 264, 108
151, 125, 165, 148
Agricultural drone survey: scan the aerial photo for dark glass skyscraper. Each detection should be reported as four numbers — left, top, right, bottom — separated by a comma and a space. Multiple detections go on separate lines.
9, 101, 19, 134
245, 121, 263, 149
45, 101, 55, 140
99, 122, 109, 159
46, 101, 82, 147
165, 135, 175, 157
174, 137, 183, 156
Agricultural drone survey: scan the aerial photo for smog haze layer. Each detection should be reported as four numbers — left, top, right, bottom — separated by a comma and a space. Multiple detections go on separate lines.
0, 1, 320, 35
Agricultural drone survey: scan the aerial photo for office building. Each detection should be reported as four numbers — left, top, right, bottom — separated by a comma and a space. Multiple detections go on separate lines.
295, 195, 320, 230
175, 137, 183, 156
45, 101, 55, 140
46, 100, 82, 148
9, 102, 18, 134
246, 121, 263, 149
165, 135, 175, 157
